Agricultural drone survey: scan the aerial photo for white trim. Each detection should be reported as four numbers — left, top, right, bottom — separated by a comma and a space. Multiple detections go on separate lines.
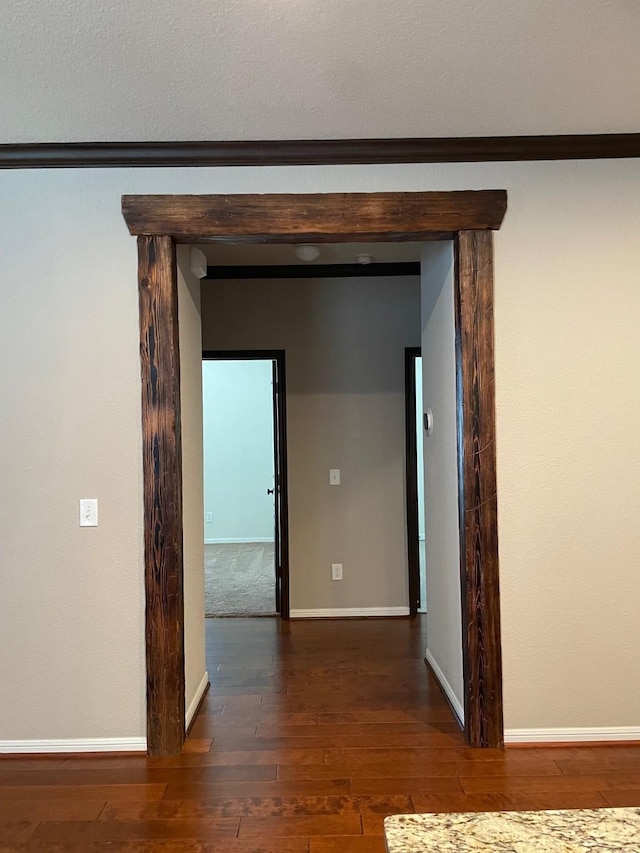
186, 671, 209, 728
425, 648, 465, 725
290, 607, 410, 618
505, 727, 640, 744
0, 737, 146, 754
205, 537, 274, 545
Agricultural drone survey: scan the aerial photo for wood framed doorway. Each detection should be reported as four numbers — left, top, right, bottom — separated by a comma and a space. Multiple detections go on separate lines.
405, 346, 423, 618
202, 349, 290, 619
122, 190, 507, 756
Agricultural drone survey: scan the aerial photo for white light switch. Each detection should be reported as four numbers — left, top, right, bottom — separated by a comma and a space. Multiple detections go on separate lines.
80, 499, 98, 527
329, 469, 340, 486
206, 512, 213, 523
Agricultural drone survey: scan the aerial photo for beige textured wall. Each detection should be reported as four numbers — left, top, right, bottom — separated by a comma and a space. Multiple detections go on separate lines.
0, 160, 639, 745
420, 243, 464, 719
201, 275, 421, 612
176, 248, 207, 723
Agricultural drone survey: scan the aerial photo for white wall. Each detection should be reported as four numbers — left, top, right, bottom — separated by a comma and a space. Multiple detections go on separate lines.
201, 275, 420, 614
176, 248, 207, 726
1, 159, 639, 747
202, 360, 275, 543
420, 243, 464, 721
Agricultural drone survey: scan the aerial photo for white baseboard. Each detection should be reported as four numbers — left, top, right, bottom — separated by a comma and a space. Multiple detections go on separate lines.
205, 537, 274, 545
0, 737, 146, 754
505, 726, 640, 744
290, 607, 410, 618
425, 648, 465, 726
186, 671, 209, 729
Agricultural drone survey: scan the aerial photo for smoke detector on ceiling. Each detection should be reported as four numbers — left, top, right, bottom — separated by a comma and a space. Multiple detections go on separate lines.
295, 244, 321, 262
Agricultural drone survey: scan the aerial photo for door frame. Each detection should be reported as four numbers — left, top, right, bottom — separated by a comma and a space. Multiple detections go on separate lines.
202, 349, 290, 619
122, 190, 507, 755
405, 347, 422, 617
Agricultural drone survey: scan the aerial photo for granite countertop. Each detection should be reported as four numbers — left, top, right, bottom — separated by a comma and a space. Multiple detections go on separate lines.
384, 808, 640, 852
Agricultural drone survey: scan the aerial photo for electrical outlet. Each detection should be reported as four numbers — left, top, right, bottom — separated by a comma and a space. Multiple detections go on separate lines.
331, 563, 343, 581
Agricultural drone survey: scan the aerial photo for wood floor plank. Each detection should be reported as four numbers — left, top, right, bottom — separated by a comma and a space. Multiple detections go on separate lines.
410, 790, 611, 813
277, 759, 563, 781
460, 773, 640, 794
317, 710, 451, 724
238, 815, 362, 837
255, 722, 462, 738
20, 841, 308, 853
601, 790, 640, 807
101, 795, 401, 821
0, 799, 105, 821
32, 817, 241, 842
153, 750, 322, 768
181, 739, 213, 753
217, 733, 463, 750
164, 779, 352, 800
0, 783, 167, 801
310, 837, 387, 853
350, 777, 465, 796
0, 821, 39, 845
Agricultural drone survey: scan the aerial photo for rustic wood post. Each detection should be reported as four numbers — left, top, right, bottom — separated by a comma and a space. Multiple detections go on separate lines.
137, 235, 185, 756
455, 230, 504, 748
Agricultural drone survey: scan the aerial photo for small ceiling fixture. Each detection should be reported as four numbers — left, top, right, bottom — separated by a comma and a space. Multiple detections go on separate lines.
356, 253, 374, 265
295, 244, 321, 262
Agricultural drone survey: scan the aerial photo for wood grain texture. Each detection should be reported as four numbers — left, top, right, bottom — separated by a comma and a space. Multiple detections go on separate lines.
137, 235, 186, 757
121, 191, 507, 241
3, 134, 640, 169
2, 619, 639, 852
454, 230, 504, 748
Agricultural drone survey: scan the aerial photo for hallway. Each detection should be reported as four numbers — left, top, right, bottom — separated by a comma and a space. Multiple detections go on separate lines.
0, 617, 638, 851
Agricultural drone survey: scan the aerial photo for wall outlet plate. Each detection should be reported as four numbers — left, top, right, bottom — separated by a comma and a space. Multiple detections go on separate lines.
331, 563, 343, 580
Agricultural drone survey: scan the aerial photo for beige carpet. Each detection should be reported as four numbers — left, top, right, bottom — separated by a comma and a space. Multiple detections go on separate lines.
205, 542, 277, 616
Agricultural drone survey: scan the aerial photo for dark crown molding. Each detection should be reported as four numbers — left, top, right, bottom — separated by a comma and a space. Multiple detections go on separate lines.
2, 134, 640, 169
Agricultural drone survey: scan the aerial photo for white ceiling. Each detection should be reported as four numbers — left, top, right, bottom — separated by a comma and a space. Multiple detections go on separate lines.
2, 1, 640, 144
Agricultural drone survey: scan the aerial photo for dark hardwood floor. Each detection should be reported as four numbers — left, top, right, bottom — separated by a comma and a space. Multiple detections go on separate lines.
1, 616, 639, 851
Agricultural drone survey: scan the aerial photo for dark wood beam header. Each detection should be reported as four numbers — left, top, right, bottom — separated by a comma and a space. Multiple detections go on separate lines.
121, 191, 508, 242
2, 134, 640, 169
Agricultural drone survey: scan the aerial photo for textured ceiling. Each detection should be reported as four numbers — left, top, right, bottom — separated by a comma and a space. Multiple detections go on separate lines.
2, 1, 640, 144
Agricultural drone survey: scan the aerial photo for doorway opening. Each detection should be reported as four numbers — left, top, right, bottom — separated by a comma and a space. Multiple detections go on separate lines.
122, 190, 507, 754
202, 352, 289, 617
405, 347, 426, 616
202, 350, 289, 619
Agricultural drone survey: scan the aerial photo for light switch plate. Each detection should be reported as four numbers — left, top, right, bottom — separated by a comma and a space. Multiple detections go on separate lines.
329, 469, 340, 486
79, 499, 98, 527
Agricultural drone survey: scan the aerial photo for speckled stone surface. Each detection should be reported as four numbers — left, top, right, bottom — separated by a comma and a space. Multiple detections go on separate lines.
384, 808, 640, 852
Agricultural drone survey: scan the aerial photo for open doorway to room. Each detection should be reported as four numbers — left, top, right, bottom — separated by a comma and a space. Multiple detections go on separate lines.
202, 351, 289, 618
405, 347, 427, 616
201, 245, 422, 621
123, 190, 506, 755
201, 353, 289, 617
